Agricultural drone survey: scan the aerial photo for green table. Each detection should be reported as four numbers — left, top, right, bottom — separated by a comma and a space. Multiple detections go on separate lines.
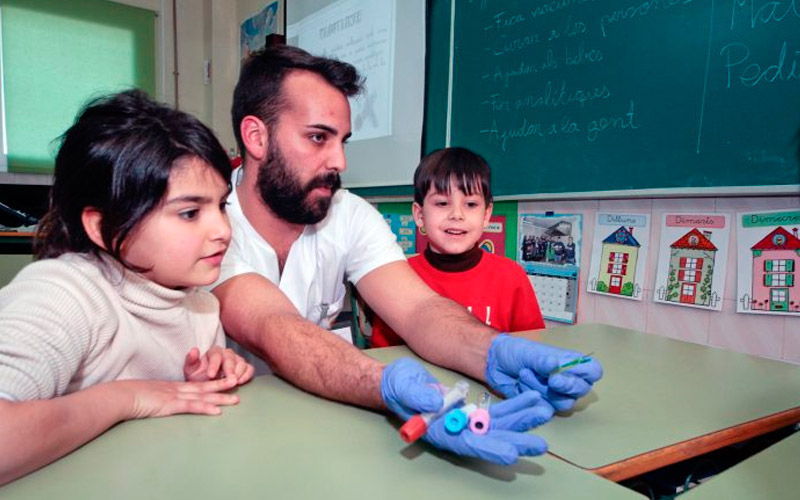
5, 322, 797, 497
369, 323, 800, 482
532, 324, 800, 480
1, 373, 641, 499
680, 431, 800, 499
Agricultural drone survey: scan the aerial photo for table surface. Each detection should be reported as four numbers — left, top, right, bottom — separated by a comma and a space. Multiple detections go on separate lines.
680, 430, 800, 499
4, 321, 798, 497
0, 370, 641, 499
367, 323, 800, 481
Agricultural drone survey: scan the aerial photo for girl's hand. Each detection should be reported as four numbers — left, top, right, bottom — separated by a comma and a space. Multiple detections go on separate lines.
116, 377, 241, 419
183, 346, 255, 385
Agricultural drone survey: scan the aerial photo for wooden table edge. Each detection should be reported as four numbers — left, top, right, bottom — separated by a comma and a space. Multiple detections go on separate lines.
573, 406, 800, 482
0, 232, 34, 237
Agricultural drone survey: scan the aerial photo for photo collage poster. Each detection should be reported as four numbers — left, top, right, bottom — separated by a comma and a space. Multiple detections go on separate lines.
517, 214, 582, 323
587, 213, 650, 301
736, 209, 800, 316
653, 213, 731, 311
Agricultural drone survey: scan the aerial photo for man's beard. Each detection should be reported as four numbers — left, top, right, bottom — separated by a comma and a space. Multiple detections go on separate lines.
256, 137, 341, 225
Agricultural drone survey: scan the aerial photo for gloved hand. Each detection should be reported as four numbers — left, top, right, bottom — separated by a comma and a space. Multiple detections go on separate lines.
485, 334, 603, 412
381, 358, 551, 465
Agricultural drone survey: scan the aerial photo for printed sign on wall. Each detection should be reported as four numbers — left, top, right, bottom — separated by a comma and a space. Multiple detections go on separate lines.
587, 213, 650, 301
653, 213, 731, 311
736, 209, 800, 316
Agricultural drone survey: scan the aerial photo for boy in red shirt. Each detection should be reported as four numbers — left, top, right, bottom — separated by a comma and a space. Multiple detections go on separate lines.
371, 147, 545, 347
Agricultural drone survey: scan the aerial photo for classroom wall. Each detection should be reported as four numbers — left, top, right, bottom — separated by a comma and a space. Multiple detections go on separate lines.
172, 0, 239, 153
519, 195, 800, 365
110, 1, 289, 157
171, 0, 285, 154
174, 0, 212, 125
109, 0, 241, 154
0, 255, 32, 287
375, 195, 800, 364
210, 1, 239, 151
109, 2, 800, 364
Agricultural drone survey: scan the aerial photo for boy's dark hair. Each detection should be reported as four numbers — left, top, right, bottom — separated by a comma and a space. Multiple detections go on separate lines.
413, 147, 493, 206
231, 45, 364, 154
34, 89, 231, 266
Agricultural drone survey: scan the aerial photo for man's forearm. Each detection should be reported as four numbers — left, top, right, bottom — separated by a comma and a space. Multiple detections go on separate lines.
232, 311, 385, 408
214, 274, 386, 409
400, 294, 496, 381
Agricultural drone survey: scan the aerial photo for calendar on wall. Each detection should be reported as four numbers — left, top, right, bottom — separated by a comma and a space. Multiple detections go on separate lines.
517, 213, 582, 323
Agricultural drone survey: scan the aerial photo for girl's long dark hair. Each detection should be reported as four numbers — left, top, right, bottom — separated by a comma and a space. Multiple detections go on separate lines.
34, 89, 231, 265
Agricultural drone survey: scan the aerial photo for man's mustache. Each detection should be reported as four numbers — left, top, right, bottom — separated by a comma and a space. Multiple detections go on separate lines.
306, 172, 341, 191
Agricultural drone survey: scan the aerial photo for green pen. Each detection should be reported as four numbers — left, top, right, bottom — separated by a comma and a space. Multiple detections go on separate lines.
550, 352, 594, 375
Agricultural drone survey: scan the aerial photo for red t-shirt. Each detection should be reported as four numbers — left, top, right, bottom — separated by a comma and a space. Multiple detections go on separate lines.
370, 251, 545, 347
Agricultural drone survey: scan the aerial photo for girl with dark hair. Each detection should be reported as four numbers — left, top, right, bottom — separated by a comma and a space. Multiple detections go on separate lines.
0, 90, 253, 485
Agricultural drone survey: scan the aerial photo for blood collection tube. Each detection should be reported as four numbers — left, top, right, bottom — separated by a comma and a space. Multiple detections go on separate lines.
444, 403, 476, 434
399, 380, 470, 443
469, 391, 491, 435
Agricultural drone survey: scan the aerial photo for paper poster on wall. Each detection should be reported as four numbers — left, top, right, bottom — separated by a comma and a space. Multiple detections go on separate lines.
416, 215, 506, 256
287, 0, 395, 141
240, 2, 280, 63
517, 214, 582, 323
383, 213, 415, 255
736, 209, 800, 316
653, 213, 731, 311
587, 213, 650, 301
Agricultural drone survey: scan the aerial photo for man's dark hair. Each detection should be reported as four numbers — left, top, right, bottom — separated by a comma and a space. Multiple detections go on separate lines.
35, 89, 231, 265
413, 147, 493, 206
231, 45, 364, 154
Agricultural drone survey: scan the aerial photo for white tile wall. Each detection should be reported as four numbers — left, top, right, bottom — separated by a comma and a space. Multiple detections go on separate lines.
783, 323, 800, 363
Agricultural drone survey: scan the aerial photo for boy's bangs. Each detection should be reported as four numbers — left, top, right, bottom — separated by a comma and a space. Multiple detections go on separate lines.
433, 172, 484, 197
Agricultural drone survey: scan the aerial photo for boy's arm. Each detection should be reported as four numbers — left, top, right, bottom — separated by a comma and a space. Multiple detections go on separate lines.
0, 378, 238, 486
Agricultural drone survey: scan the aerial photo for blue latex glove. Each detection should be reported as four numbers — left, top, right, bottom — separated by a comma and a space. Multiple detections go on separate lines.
382, 358, 551, 465
485, 334, 603, 412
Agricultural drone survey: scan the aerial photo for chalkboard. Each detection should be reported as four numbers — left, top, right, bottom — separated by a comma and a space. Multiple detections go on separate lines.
423, 0, 800, 198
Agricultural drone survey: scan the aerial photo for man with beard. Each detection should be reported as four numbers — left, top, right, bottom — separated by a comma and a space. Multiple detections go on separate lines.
211, 45, 602, 465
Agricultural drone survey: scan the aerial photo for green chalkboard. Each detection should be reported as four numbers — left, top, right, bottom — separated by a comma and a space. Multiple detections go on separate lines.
424, 0, 800, 197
